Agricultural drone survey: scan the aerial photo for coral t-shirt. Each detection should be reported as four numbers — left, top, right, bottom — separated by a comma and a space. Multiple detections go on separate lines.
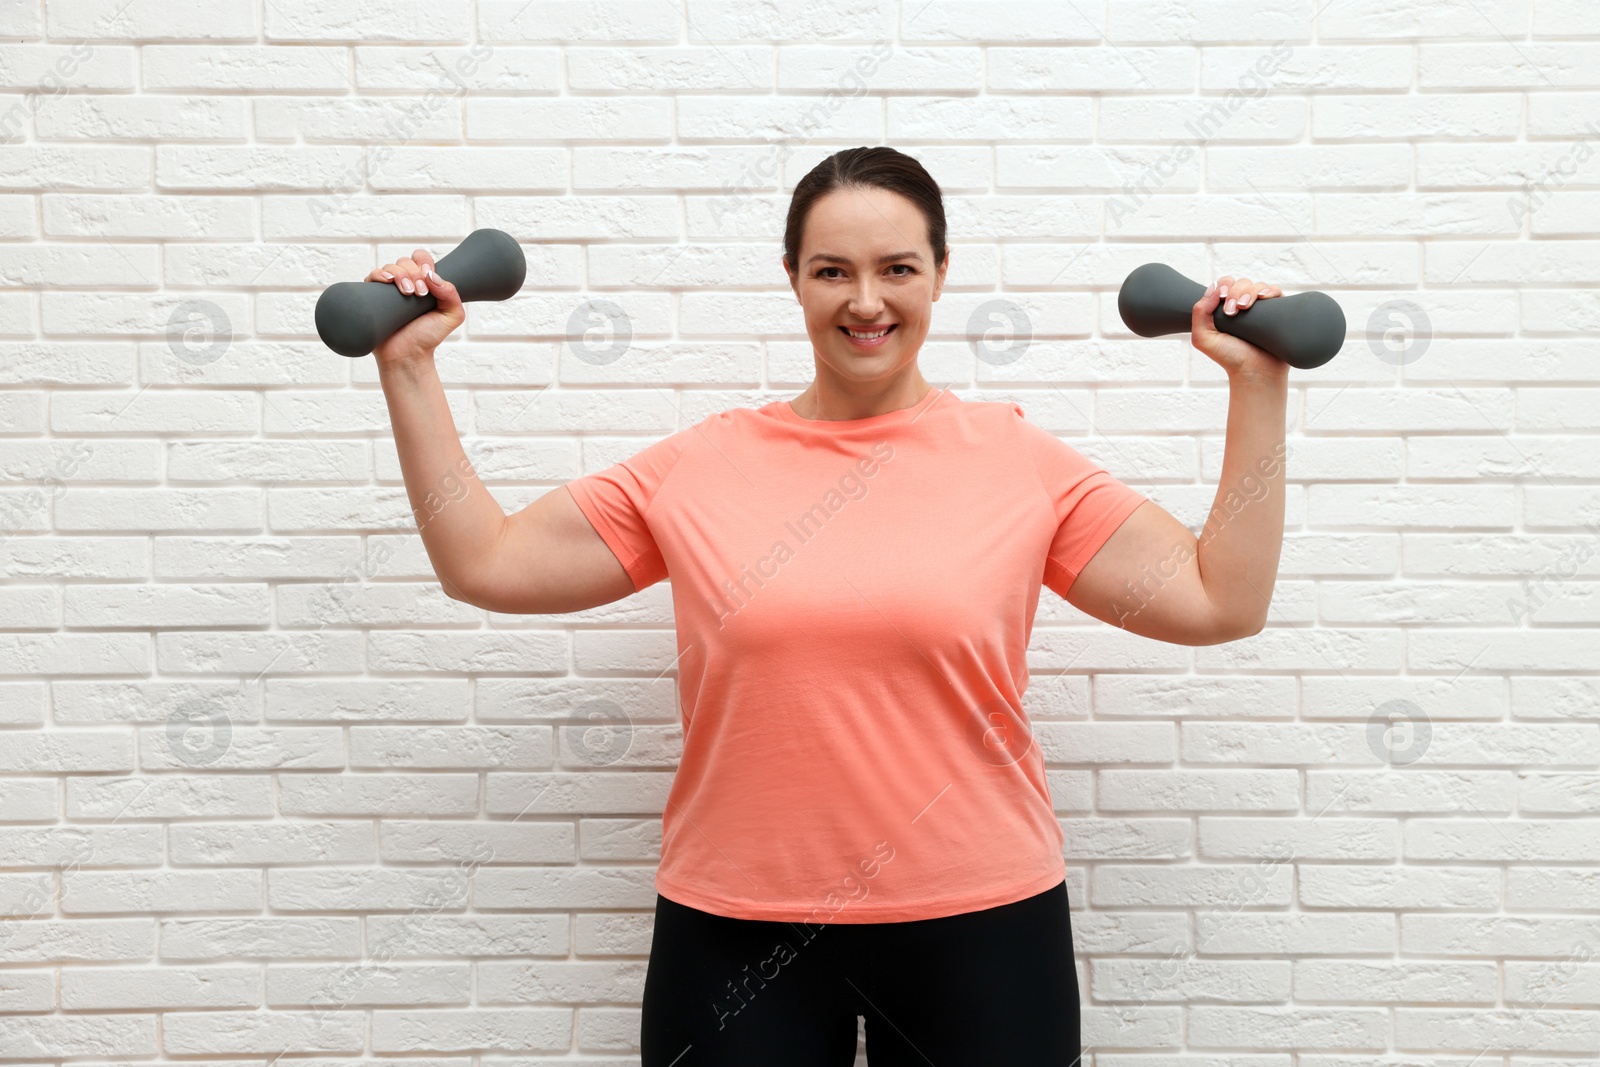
563, 387, 1149, 922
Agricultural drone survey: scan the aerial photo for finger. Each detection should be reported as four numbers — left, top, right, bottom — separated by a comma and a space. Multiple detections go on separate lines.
408, 251, 437, 297
425, 266, 459, 308
1223, 276, 1254, 315
1192, 277, 1223, 335
1236, 279, 1279, 311
366, 265, 397, 283
389, 256, 423, 295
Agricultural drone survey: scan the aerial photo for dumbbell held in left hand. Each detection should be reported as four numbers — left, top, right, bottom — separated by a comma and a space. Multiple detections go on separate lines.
1116, 262, 1346, 370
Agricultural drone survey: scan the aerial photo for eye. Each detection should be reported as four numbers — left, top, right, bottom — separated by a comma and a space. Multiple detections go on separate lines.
815, 264, 916, 279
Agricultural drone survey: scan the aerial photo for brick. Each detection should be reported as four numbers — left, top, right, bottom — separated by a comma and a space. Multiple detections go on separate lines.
277, 774, 479, 816
1297, 865, 1500, 910
267, 962, 471, 1007
63, 869, 263, 913
169, 822, 375, 866
365, 915, 567, 958
267, 868, 469, 911
60, 966, 259, 1009
162, 1011, 364, 1054
0, 1015, 156, 1058
1295, 960, 1497, 1004
1098, 770, 1300, 812
159, 918, 362, 960
143, 47, 350, 91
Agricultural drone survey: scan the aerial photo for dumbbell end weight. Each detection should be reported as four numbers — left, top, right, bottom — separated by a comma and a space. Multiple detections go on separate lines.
1116, 261, 1346, 370
315, 227, 528, 358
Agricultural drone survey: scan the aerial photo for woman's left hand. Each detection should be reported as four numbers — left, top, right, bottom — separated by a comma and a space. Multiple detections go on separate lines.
1191, 275, 1291, 382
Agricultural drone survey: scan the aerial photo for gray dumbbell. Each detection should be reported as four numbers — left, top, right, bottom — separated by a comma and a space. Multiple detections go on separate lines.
1117, 262, 1345, 369
315, 228, 527, 358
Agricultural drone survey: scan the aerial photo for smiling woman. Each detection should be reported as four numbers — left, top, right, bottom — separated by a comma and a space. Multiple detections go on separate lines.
620, 145, 1288, 1066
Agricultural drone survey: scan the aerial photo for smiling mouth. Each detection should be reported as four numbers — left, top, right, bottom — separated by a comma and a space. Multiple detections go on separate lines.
840, 324, 896, 340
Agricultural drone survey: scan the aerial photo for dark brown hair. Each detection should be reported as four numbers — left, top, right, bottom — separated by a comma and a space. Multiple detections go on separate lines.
782, 146, 948, 278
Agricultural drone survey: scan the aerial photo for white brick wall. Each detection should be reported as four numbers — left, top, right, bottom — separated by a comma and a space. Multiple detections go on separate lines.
2, 0, 1598, 1063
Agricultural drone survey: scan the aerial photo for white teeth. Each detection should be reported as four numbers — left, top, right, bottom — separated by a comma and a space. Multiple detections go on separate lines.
845, 327, 890, 339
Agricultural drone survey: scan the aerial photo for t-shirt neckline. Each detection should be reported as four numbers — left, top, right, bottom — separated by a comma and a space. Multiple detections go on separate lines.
771, 386, 953, 429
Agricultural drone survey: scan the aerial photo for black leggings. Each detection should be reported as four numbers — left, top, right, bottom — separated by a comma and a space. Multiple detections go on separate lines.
640, 879, 1080, 1066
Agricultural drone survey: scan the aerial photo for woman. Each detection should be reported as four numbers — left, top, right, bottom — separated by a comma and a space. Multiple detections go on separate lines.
367, 146, 1288, 1065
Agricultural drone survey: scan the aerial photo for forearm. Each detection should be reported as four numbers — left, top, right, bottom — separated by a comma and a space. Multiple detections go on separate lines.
376, 355, 505, 600
1196, 370, 1290, 636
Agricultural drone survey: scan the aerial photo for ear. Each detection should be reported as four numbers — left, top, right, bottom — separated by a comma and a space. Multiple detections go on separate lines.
783, 255, 800, 301
931, 248, 950, 301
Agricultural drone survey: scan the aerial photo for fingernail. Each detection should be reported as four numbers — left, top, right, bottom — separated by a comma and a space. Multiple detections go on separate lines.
1240, 294, 1253, 306
1225, 299, 1236, 314
399, 277, 414, 294
1219, 285, 1229, 299
416, 278, 428, 295
1205, 281, 1216, 296
379, 270, 394, 281
426, 267, 439, 281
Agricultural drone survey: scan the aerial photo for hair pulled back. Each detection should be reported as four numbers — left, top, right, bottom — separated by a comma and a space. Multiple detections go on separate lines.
783, 146, 948, 277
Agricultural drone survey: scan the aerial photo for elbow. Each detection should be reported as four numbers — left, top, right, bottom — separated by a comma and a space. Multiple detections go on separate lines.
1218, 613, 1267, 643
439, 573, 479, 607
1195, 609, 1266, 645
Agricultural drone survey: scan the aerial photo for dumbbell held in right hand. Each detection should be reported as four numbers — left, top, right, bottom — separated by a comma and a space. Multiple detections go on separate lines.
315, 227, 527, 358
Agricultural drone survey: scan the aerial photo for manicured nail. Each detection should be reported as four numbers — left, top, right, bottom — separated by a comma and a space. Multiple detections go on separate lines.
1219, 284, 1229, 299
1225, 299, 1236, 314
379, 270, 394, 281
1205, 281, 1216, 296
1239, 294, 1252, 306
399, 277, 414, 294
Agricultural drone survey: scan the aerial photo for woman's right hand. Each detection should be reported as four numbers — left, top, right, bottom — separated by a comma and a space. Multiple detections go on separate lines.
365, 247, 465, 367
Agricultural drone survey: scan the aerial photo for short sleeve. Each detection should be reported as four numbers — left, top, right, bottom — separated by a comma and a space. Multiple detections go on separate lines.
1011, 403, 1150, 599
564, 430, 689, 593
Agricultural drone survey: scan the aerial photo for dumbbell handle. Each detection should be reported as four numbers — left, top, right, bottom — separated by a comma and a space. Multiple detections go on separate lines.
315, 228, 528, 358
1116, 262, 1345, 370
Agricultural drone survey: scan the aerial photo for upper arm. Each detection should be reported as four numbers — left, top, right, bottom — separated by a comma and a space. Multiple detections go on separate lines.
453, 484, 637, 615
1063, 500, 1248, 645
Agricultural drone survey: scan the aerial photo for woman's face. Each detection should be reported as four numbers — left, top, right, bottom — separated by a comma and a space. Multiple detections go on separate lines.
786, 186, 949, 387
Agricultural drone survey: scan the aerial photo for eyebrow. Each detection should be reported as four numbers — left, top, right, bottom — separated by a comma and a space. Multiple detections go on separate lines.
805, 250, 924, 267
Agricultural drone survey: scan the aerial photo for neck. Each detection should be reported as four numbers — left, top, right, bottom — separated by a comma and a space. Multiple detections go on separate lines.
793, 376, 935, 421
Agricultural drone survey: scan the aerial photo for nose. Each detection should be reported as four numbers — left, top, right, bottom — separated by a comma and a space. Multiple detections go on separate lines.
848, 279, 887, 317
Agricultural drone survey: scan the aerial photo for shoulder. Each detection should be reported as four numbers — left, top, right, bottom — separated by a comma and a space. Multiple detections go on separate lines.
703, 399, 778, 433
665, 404, 746, 445
646, 405, 752, 470
943, 395, 1028, 428
994, 399, 1105, 481
981, 397, 1047, 445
